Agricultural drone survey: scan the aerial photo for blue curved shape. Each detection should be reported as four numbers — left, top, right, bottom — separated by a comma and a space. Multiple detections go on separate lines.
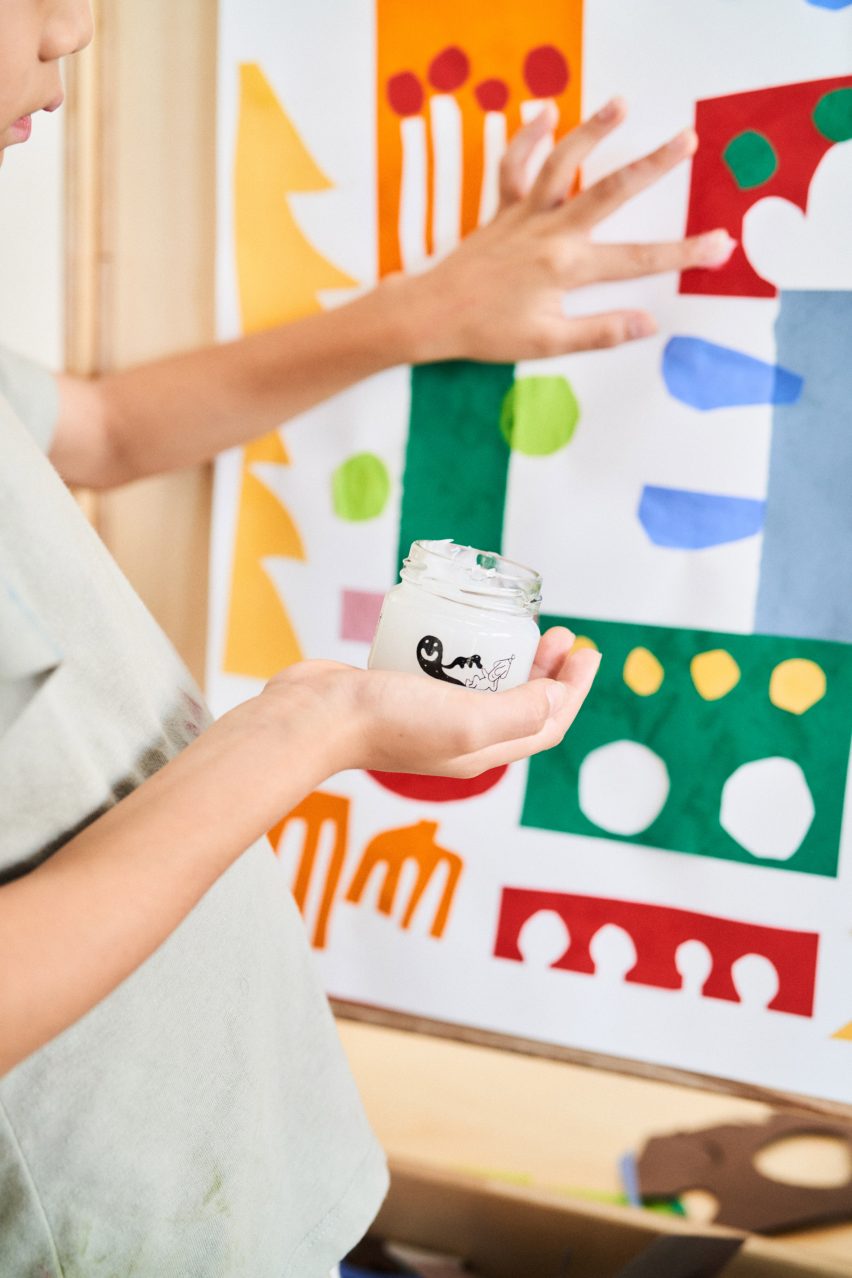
662, 336, 803, 411
639, 486, 765, 549
806, 0, 852, 9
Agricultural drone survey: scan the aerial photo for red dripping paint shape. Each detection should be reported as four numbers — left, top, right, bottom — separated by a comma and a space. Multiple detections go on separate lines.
367, 764, 509, 802
523, 45, 569, 98
387, 71, 424, 117
475, 78, 510, 113
428, 45, 471, 93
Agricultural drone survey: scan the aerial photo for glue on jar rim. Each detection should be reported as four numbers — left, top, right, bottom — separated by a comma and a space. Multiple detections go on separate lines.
367, 540, 543, 693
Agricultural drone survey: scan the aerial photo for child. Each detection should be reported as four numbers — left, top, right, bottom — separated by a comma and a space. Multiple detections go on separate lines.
0, 3, 735, 1273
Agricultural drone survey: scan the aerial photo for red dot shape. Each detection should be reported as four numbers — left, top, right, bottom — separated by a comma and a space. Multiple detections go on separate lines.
475, 78, 510, 113
387, 71, 424, 117
428, 46, 471, 93
367, 765, 508, 803
523, 45, 569, 98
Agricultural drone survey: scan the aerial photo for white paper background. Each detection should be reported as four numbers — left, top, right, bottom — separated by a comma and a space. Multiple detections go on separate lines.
210, 0, 852, 1104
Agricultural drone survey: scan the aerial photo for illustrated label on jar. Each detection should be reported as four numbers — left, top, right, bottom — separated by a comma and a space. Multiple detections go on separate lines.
416, 634, 516, 692
368, 540, 542, 692
369, 595, 538, 691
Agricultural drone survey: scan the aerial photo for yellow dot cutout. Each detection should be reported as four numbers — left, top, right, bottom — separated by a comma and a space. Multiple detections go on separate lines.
769, 658, 826, 715
623, 647, 664, 696
690, 649, 741, 701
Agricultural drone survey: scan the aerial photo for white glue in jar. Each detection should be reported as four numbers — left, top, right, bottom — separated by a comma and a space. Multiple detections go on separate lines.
368, 540, 542, 692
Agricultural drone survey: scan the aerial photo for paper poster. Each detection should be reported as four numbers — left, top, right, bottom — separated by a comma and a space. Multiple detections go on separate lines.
209, 0, 852, 1105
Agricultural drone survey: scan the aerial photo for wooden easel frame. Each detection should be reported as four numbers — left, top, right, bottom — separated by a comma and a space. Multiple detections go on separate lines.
63, 0, 216, 683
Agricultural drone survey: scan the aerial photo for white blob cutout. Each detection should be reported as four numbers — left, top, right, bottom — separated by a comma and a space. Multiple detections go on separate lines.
520, 99, 556, 182
675, 939, 714, 998
478, 112, 507, 226
731, 953, 780, 1012
517, 909, 570, 968
398, 115, 428, 271
589, 924, 637, 983
579, 740, 670, 835
743, 139, 852, 289
720, 756, 814, 861
429, 95, 463, 258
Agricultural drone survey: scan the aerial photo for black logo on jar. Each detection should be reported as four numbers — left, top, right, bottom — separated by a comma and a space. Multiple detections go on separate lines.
416, 635, 515, 691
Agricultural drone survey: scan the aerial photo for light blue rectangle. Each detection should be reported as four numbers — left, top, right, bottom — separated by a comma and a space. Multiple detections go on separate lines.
755, 291, 852, 642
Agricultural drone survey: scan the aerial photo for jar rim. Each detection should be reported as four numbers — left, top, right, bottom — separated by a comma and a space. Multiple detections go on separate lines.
401, 540, 542, 617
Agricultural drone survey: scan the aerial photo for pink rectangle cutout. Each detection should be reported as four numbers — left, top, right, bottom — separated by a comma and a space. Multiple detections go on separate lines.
341, 589, 384, 643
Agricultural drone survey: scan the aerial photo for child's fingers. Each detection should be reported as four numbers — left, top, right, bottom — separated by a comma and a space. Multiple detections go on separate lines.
562, 127, 697, 233
585, 231, 736, 282
542, 309, 658, 355
526, 96, 626, 213
529, 626, 575, 680
454, 677, 557, 755
554, 645, 602, 705
498, 101, 558, 208
448, 647, 602, 774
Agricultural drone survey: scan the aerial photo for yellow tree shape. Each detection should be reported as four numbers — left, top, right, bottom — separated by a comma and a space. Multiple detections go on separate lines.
224, 63, 358, 677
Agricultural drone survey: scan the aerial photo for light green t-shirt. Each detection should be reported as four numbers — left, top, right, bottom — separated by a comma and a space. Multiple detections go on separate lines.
0, 347, 388, 1276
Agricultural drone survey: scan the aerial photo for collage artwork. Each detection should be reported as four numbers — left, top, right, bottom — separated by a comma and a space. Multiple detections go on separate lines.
209, 0, 852, 1104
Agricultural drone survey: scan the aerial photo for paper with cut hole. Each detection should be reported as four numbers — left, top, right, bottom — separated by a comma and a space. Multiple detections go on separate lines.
637, 1113, 852, 1233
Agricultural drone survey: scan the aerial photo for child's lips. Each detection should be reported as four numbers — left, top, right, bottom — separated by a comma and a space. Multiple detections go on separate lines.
10, 115, 32, 142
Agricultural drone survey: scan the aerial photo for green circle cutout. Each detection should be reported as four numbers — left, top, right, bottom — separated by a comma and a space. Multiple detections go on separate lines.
722, 130, 778, 190
813, 88, 852, 142
331, 452, 391, 521
499, 375, 579, 456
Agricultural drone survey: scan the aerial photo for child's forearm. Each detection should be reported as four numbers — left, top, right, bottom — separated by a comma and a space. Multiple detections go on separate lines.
0, 692, 331, 1075
50, 107, 727, 492
52, 275, 424, 489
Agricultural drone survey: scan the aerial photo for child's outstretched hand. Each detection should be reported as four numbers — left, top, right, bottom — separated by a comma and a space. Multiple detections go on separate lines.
397, 98, 735, 364
260, 626, 600, 780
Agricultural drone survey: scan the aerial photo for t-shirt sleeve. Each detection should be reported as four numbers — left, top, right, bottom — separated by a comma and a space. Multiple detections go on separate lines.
0, 346, 60, 453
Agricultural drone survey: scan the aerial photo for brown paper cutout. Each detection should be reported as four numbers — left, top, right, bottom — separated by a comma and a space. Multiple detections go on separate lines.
637, 1112, 852, 1234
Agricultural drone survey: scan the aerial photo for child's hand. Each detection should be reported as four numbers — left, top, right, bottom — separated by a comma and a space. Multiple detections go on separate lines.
260, 627, 599, 780
397, 99, 735, 364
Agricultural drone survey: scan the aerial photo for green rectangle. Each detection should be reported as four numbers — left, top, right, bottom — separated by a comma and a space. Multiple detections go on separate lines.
522, 615, 851, 877
397, 360, 514, 570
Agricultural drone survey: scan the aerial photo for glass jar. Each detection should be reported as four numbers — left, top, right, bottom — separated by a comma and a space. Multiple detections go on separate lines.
368, 540, 542, 692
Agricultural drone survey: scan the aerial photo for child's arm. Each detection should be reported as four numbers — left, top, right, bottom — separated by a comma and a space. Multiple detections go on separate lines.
48, 105, 732, 490
0, 632, 598, 1075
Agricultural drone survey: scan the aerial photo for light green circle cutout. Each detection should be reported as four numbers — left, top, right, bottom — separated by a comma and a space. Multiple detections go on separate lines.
499, 375, 579, 456
813, 88, 852, 142
722, 130, 778, 190
331, 452, 391, 521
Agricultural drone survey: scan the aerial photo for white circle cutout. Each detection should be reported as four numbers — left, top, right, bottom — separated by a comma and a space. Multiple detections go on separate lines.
579, 740, 670, 836
720, 756, 814, 861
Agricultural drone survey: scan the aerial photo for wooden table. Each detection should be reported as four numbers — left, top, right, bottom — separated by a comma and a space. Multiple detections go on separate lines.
339, 1020, 852, 1270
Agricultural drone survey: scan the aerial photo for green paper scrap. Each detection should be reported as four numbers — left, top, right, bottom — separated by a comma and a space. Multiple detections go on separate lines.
454, 1166, 685, 1217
